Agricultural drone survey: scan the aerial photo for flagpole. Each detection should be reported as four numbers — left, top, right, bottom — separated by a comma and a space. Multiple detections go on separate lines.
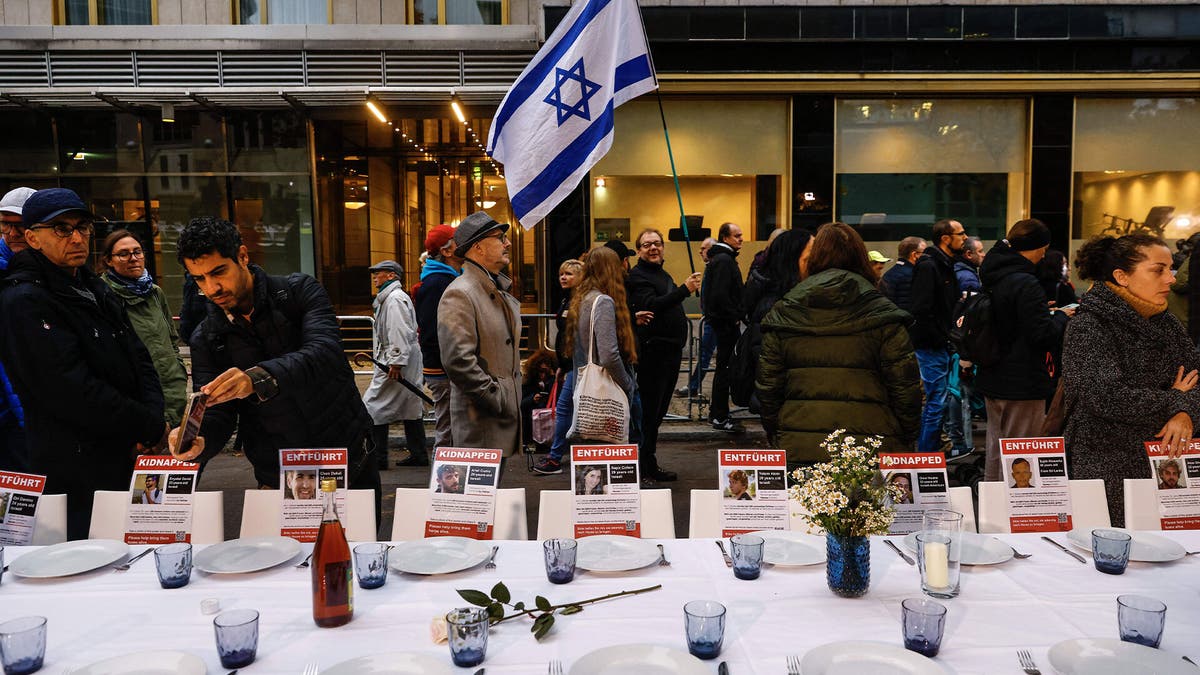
633, 0, 695, 275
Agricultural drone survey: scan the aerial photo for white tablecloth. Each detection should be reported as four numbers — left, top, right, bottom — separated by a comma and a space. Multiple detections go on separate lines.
2, 531, 1199, 674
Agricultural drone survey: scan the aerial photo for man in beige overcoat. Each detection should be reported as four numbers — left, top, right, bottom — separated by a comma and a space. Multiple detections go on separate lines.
437, 211, 522, 457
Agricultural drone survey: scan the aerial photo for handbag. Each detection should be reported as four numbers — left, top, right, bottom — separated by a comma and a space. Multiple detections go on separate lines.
531, 379, 557, 445
567, 296, 630, 444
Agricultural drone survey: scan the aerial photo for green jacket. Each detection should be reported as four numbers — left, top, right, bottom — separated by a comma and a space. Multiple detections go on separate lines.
756, 269, 922, 464
104, 276, 188, 427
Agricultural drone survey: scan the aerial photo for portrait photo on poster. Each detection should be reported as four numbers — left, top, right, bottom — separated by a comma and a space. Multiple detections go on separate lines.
131, 474, 164, 505
576, 465, 609, 495
724, 469, 755, 501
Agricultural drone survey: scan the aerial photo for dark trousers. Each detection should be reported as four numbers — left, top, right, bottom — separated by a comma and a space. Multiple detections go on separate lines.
373, 421, 427, 467
709, 323, 740, 421
0, 421, 29, 473
637, 341, 683, 471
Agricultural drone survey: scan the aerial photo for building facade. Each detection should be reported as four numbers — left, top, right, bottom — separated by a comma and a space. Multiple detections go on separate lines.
0, 1, 1198, 312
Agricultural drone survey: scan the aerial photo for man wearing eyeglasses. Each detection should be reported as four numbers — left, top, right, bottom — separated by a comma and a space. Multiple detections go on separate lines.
437, 211, 523, 458
627, 228, 701, 484
910, 218, 967, 454
0, 187, 35, 473
0, 188, 167, 539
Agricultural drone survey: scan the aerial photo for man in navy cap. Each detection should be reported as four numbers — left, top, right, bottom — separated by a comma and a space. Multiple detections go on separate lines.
0, 188, 166, 538
437, 211, 522, 457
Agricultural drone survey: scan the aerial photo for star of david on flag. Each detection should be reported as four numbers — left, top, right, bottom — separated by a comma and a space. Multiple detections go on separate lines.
487, 0, 657, 229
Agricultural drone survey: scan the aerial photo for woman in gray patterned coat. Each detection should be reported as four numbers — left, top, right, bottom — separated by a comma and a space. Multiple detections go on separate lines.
1062, 234, 1200, 526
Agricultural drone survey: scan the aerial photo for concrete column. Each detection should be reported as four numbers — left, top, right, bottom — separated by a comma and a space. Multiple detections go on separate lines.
3, 0, 30, 25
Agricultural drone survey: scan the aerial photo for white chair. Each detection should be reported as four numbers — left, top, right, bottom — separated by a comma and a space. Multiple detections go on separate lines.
87, 491, 225, 544
390, 488, 529, 541
978, 479, 1111, 534
30, 494, 67, 545
239, 489, 376, 541
1123, 478, 1160, 531
948, 486, 978, 534
536, 489, 675, 539
687, 489, 816, 538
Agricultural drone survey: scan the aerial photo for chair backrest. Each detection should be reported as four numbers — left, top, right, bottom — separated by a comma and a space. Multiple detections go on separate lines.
88, 491, 225, 544
390, 488, 529, 541
30, 494, 67, 545
240, 489, 376, 541
688, 488, 821, 538
948, 486, 978, 534
978, 479, 1111, 534
536, 489, 675, 539
1123, 478, 1160, 531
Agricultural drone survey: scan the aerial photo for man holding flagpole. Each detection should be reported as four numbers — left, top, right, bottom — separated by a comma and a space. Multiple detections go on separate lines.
487, 0, 658, 230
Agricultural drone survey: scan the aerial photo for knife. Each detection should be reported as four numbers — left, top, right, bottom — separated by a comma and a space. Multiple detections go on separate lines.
472, 669, 486, 675
884, 539, 915, 565
714, 540, 733, 567
717, 661, 729, 675
1040, 536, 1087, 564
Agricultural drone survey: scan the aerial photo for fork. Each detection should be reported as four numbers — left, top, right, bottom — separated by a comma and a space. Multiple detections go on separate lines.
1008, 544, 1033, 559
301, 662, 319, 675
656, 543, 671, 567
295, 552, 314, 569
786, 654, 802, 675
1017, 649, 1042, 675
113, 548, 154, 572
548, 660, 563, 675
485, 545, 500, 570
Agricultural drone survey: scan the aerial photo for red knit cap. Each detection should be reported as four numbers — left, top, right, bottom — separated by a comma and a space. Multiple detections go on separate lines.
425, 224, 455, 256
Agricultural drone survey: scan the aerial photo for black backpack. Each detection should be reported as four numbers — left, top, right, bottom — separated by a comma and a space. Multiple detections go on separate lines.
949, 291, 1006, 366
729, 323, 760, 411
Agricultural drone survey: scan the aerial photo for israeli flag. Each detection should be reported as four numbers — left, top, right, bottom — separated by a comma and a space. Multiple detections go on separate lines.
488, 0, 657, 229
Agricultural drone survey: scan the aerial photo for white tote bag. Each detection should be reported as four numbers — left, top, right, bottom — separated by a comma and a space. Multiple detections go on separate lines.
567, 296, 630, 444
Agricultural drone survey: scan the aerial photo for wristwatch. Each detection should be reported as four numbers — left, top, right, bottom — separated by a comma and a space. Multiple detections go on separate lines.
245, 366, 279, 401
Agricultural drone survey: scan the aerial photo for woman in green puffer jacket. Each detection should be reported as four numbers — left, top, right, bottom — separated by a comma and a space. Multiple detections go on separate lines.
101, 229, 188, 427
757, 222, 922, 466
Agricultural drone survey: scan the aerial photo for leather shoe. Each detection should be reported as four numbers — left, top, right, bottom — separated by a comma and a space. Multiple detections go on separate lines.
639, 476, 658, 488
648, 466, 678, 482
395, 453, 430, 467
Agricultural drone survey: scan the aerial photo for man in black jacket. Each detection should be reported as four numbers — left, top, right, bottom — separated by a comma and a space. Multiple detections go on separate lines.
627, 228, 701, 483
168, 217, 381, 518
976, 219, 1071, 480
702, 222, 746, 432
0, 188, 166, 539
910, 219, 967, 453
880, 236, 926, 312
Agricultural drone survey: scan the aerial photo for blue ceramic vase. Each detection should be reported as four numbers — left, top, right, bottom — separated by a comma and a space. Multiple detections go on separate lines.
826, 533, 870, 598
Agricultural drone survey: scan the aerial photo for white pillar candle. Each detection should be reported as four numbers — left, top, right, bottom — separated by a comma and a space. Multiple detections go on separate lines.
923, 541, 949, 588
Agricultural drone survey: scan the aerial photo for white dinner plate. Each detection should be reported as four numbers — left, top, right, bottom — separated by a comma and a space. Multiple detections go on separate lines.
192, 535, 303, 574
323, 652, 455, 675
901, 532, 1014, 566
389, 537, 492, 575
752, 530, 827, 566
71, 650, 206, 675
801, 641, 948, 675
576, 535, 661, 572
1066, 528, 1186, 562
1048, 638, 1194, 675
569, 644, 708, 675
8, 539, 129, 578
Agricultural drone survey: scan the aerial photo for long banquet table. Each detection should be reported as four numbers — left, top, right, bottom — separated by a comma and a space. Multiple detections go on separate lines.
3, 531, 1199, 673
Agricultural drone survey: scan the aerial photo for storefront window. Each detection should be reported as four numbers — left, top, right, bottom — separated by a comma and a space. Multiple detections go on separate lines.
0, 113, 56, 175
145, 111, 227, 174
835, 98, 1027, 241
1073, 98, 1200, 242
57, 112, 143, 175
228, 112, 308, 173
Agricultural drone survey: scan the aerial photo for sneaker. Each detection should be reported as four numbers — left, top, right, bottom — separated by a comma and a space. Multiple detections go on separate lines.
711, 418, 745, 433
395, 453, 429, 467
533, 457, 563, 475
639, 476, 658, 489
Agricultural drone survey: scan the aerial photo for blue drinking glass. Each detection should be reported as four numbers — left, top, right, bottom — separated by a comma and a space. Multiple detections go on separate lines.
154, 543, 192, 589
213, 609, 259, 669
1118, 595, 1166, 648
683, 600, 726, 660
353, 543, 389, 589
446, 607, 489, 667
543, 538, 578, 584
730, 534, 764, 580
901, 598, 947, 657
1091, 529, 1132, 575
0, 616, 46, 675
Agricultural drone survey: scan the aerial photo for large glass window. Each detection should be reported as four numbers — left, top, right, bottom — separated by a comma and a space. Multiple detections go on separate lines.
835, 98, 1027, 241
1073, 98, 1200, 242
411, 0, 504, 24
145, 112, 227, 174
58, 0, 154, 24
236, 0, 329, 24
57, 112, 143, 175
0, 113, 56, 175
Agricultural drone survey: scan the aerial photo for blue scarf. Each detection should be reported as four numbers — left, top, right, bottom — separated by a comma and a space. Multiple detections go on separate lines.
420, 259, 461, 281
0, 238, 12, 272
106, 269, 156, 297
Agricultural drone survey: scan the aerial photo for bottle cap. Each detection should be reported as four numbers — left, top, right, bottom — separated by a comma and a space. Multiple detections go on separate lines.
320, 478, 338, 492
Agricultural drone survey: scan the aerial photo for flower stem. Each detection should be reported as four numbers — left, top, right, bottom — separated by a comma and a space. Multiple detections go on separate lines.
494, 584, 662, 624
